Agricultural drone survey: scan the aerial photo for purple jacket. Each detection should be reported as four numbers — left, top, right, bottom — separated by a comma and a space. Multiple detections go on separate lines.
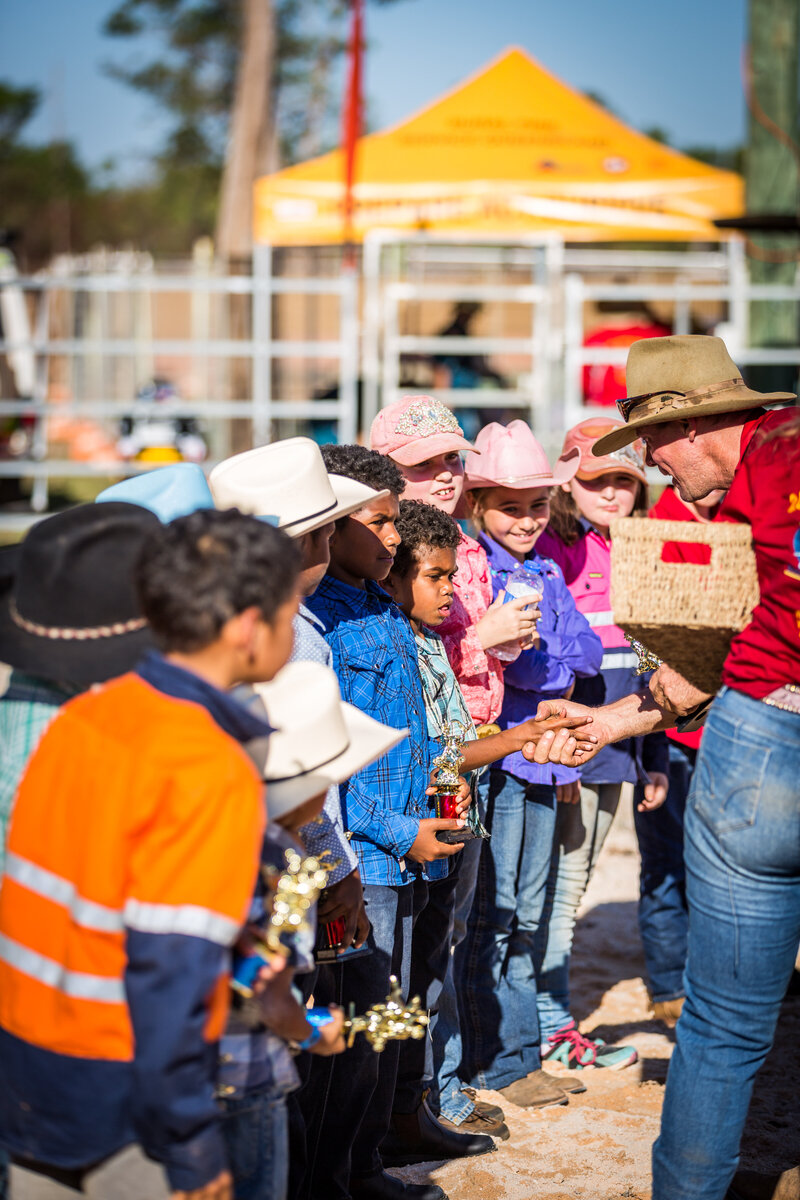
478, 532, 603, 786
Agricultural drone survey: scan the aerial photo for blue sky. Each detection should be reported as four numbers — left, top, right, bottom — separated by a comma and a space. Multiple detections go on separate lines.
0, 0, 746, 181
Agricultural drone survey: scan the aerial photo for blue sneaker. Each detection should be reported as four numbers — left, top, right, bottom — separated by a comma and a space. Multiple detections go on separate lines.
541, 1020, 638, 1070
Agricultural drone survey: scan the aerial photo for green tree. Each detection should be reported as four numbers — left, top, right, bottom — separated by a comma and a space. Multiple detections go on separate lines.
0, 81, 91, 266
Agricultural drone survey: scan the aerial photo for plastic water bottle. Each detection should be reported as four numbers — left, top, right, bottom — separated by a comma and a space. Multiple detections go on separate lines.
492, 564, 544, 663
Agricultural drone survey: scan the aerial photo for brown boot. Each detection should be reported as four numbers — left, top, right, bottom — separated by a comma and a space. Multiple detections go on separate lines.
496, 1073, 568, 1109
533, 1068, 586, 1095
653, 997, 685, 1028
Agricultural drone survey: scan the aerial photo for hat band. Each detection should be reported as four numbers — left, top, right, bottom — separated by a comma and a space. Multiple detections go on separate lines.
617, 377, 745, 423
10, 599, 147, 642
266, 738, 351, 785
280, 497, 339, 531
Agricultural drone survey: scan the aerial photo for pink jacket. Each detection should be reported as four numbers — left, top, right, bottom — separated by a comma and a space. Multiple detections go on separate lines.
437, 531, 504, 726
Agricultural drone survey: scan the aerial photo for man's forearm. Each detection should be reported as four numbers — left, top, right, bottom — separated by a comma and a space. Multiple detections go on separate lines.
601, 690, 678, 740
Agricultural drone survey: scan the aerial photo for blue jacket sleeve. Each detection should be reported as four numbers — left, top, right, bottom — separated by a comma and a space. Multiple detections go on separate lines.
124, 931, 229, 1191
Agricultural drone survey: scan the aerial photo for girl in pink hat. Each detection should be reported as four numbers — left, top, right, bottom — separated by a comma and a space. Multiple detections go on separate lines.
459, 419, 603, 1108
533, 417, 669, 1073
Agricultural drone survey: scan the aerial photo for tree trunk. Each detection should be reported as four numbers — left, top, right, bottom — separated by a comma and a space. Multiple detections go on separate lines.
216, 0, 275, 264
746, 0, 799, 377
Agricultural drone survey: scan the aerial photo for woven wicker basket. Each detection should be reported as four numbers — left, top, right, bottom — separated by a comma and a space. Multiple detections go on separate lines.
610, 518, 759, 694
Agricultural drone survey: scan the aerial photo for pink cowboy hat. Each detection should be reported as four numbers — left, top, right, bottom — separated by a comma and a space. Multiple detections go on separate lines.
464, 420, 579, 490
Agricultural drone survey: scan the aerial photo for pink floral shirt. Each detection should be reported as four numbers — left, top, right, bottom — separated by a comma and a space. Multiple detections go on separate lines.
437, 531, 504, 726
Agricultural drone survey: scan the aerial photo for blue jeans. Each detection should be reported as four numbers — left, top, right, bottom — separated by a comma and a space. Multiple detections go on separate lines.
220, 1087, 289, 1200
462, 769, 557, 1090
298, 882, 413, 1199
535, 782, 622, 1041
634, 741, 693, 1003
653, 687, 800, 1200
430, 781, 487, 1123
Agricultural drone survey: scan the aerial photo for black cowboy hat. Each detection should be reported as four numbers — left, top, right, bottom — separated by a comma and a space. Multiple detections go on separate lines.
0, 502, 160, 686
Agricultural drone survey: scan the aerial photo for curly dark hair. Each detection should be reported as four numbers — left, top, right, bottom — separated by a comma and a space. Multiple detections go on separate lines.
136, 508, 301, 652
320, 443, 406, 498
392, 499, 460, 576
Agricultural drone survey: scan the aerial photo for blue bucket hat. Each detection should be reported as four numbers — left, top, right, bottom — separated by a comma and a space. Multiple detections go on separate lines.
97, 463, 278, 525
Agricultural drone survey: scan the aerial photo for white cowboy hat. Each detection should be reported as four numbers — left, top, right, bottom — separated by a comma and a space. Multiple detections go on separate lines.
209, 437, 389, 537
245, 661, 408, 819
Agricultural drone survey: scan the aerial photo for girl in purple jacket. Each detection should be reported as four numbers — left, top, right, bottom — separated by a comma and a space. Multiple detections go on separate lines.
458, 421, 602, 1111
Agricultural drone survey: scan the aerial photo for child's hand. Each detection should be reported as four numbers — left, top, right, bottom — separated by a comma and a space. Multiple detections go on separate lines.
637, 772, 669, 812
518, 713, 597, 762
477, 591, 539, 651
556, 780, 581, 805
407, 818, 466, 863
426, 773, 471, 817
310, 1005, 347, 1056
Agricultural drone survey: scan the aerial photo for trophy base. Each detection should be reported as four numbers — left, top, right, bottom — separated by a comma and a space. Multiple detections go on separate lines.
436, 827, 479, 844
315, 942, 372, 964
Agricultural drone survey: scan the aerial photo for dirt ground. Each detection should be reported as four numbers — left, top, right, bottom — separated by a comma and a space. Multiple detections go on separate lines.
394, 795, 800, 1200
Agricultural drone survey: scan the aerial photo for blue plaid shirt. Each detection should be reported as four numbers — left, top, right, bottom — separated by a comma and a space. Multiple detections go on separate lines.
307, 575, 444, 886
290, 606, 359, 885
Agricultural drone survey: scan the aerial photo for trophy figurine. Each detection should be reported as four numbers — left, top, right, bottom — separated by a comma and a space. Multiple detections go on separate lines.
306, 975, 429, 1053
432, 720, 488, 845
624, 633, 663, 676
232, 848, 336, 998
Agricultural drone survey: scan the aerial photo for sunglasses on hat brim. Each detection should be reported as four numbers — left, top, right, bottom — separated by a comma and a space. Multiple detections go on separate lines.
616, 391, 686, 422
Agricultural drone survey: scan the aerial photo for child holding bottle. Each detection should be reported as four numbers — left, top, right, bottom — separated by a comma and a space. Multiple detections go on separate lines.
461, 420, 603, 1110
534, 417, 669, 1071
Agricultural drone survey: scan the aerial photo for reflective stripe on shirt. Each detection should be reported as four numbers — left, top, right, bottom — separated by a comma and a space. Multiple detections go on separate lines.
124, 900, 240, 946
0, 933, 125, 1004
5, 853, 124, 933
585, 610, 615, 627
601, 651, 639, 672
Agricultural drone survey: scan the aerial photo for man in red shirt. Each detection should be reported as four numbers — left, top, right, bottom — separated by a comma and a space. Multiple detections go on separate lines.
534, 335, 800, 1200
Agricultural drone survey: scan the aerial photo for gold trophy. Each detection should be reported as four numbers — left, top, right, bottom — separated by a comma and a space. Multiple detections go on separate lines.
432, 720, 488, 845
343, 976, 429, 1052
624, 632, 663, 676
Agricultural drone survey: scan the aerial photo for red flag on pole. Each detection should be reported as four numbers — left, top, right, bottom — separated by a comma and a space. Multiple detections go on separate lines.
342, 0, 363, 254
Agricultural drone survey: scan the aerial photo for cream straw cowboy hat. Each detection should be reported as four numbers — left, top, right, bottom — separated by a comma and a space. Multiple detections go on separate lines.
243, 661, 408, 819
210, 437, 389, 538
593, 335, 795, 456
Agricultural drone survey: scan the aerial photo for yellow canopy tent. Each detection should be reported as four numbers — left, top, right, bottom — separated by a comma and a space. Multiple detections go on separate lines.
254, 47, 742, 245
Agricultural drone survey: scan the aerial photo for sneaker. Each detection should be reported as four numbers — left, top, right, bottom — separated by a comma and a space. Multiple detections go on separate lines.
541, 1020, 638, 1071
652, 997, 685, 1028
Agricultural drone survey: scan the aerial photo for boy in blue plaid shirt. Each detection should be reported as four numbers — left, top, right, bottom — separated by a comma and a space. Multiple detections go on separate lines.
301, 446, 477, 1200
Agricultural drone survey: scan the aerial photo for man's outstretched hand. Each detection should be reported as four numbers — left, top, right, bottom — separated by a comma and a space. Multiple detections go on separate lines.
519, 711, 598, 762
532, 699, 609, 767
649, 665, 712, 717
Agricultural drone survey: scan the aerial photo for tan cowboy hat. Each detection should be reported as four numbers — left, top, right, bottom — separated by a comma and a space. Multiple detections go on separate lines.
244, 661, 408, 819
209, 437, 389, 537
593, 335, 795, 456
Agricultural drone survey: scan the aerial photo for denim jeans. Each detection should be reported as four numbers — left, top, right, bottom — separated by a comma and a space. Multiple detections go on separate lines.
461, 769, 557, 1090
220, 1087, 289, 1200
634, 741, 693, 1003
534, 782, 621, 1041
298, 882, 413, 1199
653, 687, 800, 1200
430, 780, 487, 1123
